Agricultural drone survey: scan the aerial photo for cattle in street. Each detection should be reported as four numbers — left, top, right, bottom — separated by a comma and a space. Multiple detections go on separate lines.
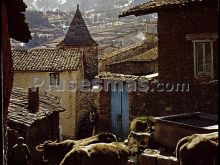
36, 133, 117, 164
60, 142, 129, 165
176, 132, 218, 165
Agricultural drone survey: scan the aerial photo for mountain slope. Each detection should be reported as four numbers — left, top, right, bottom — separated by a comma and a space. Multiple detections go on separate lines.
23, 0, 147, 12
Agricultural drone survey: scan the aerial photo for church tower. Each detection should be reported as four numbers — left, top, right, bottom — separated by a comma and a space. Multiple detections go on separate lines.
58, 4, 98, 80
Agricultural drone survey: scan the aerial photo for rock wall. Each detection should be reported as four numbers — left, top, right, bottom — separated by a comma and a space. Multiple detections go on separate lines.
75, 91, 99, 139
98, 80, 218, 135
83, 46, 98, 81
129, 80, 218, 119
158, 2, 218, 81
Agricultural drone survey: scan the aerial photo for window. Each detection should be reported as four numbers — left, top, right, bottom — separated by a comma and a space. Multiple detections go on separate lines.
49, 73, 59, 85
193, 41, 213, 78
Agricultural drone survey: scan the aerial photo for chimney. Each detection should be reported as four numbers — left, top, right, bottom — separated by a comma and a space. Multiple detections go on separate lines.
28, 87, 39, 113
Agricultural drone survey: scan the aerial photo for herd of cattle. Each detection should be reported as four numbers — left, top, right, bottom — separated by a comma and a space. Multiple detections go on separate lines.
35, 132, 218, 165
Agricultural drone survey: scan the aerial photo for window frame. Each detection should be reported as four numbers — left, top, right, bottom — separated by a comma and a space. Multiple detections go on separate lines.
49, 72, 60, 86
193, 40, 214, 79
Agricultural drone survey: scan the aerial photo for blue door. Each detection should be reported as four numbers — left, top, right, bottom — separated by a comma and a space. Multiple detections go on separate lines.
111, 88, 129, 140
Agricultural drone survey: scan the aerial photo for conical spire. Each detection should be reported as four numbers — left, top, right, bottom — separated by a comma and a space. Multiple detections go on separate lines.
62, 4, 98, 46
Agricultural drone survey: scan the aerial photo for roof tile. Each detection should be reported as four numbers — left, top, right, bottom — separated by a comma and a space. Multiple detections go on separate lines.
12, 48, 83, 72
119, 0, 209, 17
96, 72, 158, 82
8, 87, 65, 127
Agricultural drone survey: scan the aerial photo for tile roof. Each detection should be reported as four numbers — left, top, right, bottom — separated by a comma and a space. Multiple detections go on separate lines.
101, 42, 157, 65
61, 5, 98, 46
119, 0, 210, 17
109, 47, 158, 65
101, 42, 145, 60
12, 48, 83, 72
8, 87, 65, 127
96, 72, 158, 82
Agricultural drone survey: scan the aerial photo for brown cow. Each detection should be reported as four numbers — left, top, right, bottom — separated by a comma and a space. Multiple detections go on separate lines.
36, 133, 117, 164
60, 142, 129, 165
176, 132, 218, 165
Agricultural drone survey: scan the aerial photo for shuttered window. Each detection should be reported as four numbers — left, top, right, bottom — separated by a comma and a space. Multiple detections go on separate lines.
193, 41, 213, 78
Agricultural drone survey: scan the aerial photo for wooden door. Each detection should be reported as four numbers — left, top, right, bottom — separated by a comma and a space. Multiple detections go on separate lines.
111, 89, 129, 140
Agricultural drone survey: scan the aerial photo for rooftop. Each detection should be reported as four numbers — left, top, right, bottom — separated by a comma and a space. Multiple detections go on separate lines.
12, 48, 83, 72
96, 72, 158, 82
101, 42, 157, 65
101, 42, 145, 60
8, 87, 65, 127
109, 47, 158, 65
119, 0, 210, 17
61, 4, 98, 46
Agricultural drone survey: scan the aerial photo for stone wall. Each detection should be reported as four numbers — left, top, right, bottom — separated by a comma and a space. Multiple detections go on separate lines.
129, 80, 218, 119
158, 2, 218, 81
98, 90, 111, 132
83, 46, 98, 81
75, 91, 99, 139
98, 80, 218, 135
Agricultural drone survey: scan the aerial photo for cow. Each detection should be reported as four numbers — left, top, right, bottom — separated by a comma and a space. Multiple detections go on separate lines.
176, 132, 218, 165
60, 142, 129, 165
36, 133, 117, 164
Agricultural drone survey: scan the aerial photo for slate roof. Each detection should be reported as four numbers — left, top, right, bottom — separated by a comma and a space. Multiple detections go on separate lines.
109, 47, 158, 65
12, 48, 83, 72
61, 5, 98, 46
8, 87, 65, 127
119, 0, 210, 17
101, 42, 157, 65
96, 72, 158, 82
101, 42, 145, 60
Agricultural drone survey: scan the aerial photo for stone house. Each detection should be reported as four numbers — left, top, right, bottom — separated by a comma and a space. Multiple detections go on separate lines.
7, 87, 65, 164
96, 39, 158, 140
126, 2, 219, 108
100, 42, 158, 75
118, 0, 218, 114
12, 5, 98, 139
106, 47, 158, 75
95, 0, 218, 139
120, 0, 218, 81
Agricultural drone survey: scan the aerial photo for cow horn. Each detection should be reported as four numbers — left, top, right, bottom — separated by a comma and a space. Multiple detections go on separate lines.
36, 145, 44, 152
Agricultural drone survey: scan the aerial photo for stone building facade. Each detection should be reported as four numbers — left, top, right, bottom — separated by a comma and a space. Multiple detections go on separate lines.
118, 0, 219, 116
106, 47, 158, 75
100, 42, 158, 75
95, 0, 219, 136
120, 0, 218, 82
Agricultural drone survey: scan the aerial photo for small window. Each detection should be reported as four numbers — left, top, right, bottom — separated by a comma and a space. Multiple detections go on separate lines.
50, 73, 59, 85
193, 41, 213, 78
